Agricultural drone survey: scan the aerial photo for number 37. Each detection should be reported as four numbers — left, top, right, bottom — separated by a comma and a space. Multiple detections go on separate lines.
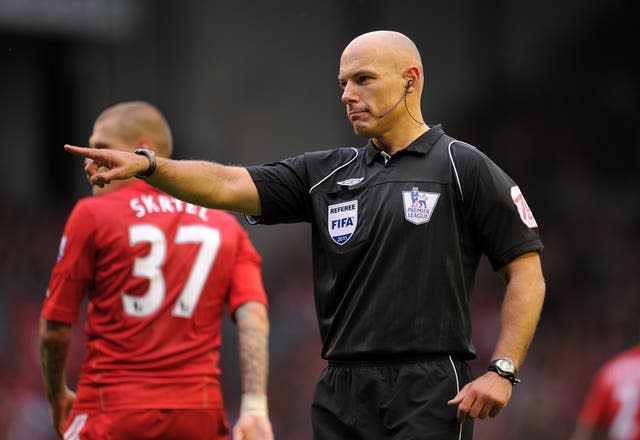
122, 224, 220, 318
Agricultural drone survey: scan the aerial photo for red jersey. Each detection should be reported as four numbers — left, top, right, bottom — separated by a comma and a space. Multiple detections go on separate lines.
41, 180, 268, 411
578, 345, 640, 440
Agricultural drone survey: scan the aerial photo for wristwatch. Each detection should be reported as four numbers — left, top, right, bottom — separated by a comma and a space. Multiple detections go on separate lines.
134, 148, 157, 179
488, 358, 521, 385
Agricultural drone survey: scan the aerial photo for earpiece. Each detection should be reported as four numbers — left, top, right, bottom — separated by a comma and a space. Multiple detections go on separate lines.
375, 78, 422, 122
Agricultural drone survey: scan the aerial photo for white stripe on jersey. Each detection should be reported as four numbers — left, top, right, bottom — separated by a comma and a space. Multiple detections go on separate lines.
448, 355, 464, 440
448, 141, 465, 203
63, 413, 88, 440
309, 148, 359, 193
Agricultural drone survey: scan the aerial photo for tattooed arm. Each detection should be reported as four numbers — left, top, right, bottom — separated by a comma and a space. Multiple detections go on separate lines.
232, 301, 273, 440
39, 318, 76, 439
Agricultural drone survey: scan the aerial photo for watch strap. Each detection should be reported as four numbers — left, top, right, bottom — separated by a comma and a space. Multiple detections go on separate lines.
488, 359, 521, 386
134, 148, 157, 179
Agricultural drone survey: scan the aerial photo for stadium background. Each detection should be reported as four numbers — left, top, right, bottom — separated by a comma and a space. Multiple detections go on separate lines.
0, 0, 638, 438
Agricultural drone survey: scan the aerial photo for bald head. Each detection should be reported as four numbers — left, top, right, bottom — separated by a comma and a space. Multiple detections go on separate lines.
344, 31, 422, 62
339, 31, 427, 147
341, 31, 423, 88
95, 101, 173, 158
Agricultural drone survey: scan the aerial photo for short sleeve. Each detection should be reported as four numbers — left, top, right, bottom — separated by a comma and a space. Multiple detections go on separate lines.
226, 224, 268, 317
245, 155, 312, 225
452, 143, 543, 270
41, 202, 96, 324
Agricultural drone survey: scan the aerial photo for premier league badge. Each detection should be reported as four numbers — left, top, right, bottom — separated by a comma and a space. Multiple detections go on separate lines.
402, 187, 440, 225
328, 200, 358, 245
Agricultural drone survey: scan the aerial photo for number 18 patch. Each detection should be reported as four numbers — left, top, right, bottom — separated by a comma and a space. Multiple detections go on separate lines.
328, 200, 358, 245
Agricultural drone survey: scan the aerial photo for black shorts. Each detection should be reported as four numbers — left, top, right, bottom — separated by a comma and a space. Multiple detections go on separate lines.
311, 356, 474, 440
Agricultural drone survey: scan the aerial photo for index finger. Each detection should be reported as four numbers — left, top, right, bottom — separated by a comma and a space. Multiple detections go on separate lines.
64, 144, 98, 159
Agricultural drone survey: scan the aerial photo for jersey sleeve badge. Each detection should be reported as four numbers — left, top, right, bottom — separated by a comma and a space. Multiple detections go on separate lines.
510, 186, 538, 228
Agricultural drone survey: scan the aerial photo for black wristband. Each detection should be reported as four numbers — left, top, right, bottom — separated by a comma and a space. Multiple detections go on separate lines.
134, 148, 157, 179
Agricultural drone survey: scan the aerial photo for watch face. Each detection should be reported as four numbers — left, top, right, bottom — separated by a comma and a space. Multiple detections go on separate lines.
496, 359, 515, 374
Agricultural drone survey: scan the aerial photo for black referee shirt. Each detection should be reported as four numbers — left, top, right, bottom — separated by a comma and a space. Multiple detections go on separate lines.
246, 125, 543, 361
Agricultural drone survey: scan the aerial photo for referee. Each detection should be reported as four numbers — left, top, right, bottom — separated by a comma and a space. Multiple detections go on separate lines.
67, 30, 546, 439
